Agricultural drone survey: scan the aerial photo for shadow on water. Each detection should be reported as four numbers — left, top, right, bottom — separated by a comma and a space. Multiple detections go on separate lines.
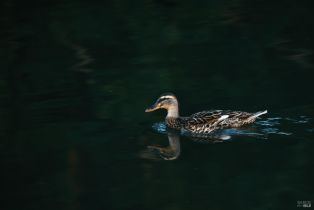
141, 114, 313, 161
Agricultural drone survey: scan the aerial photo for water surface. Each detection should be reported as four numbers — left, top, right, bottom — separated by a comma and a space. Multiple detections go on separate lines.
1, 0, 314, 210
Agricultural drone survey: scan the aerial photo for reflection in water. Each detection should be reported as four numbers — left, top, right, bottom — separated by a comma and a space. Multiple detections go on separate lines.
53, 22, 95, 78
67, 148, 80, 210
270, 39, 314, 68
140, 129, 181, 161
142, 115, 313, 160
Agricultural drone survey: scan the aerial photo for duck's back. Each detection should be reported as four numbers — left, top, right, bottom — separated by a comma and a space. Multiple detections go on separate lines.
182, 110, 265, 134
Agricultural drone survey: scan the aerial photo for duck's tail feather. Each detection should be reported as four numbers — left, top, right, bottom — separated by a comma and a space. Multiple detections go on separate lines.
252, 110, 267, 118
249, 110, 268, 120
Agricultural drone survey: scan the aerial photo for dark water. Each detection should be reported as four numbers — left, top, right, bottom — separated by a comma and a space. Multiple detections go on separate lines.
1, 0, 314, 209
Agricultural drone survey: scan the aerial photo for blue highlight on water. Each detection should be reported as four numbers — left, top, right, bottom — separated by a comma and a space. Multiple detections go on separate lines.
152, 116, 313, 140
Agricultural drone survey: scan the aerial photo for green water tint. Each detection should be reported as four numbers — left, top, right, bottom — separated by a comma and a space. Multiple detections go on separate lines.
1, 0, 314, 209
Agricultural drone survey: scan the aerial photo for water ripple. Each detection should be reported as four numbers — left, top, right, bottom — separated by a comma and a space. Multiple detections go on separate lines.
152, 115, 313, 140
307, 128, 314, 132
152, 122, 167, 134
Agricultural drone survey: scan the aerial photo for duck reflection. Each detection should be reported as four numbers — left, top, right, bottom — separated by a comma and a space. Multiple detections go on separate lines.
141, 129, 181, 161
141, 125, 273, 161
141, 129, 230, 161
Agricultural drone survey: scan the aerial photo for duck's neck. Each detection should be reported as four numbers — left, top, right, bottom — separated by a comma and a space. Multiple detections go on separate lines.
166, 104, 179, 118
165, 108, 181, 129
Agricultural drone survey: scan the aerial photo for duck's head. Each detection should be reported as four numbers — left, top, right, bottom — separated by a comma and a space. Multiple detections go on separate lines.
145, 93, 179, 116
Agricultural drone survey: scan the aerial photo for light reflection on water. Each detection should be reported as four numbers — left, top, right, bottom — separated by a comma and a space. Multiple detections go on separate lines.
152, 115, 312, 138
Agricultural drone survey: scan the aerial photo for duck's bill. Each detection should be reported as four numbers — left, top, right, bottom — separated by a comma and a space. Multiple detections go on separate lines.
145, 103, 159, 112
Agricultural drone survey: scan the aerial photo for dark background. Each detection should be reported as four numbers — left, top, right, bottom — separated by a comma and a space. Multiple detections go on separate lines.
1, 0, 314, 210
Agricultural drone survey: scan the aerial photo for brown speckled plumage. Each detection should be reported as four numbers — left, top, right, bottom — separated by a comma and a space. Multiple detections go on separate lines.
146, 93, 267, 134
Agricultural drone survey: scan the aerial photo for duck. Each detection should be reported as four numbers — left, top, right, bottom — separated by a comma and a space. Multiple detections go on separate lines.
145, 92, 267, 134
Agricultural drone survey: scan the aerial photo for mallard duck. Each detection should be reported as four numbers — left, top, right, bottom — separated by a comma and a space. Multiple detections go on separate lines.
145, 93, 267, 134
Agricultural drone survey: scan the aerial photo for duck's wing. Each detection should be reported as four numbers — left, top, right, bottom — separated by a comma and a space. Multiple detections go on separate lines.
187, 110, 229, 126
182, 110, 268, 133
224, 110, 251, 119
214, 110, 268, 128
181, 110, 229, 134
190, 110, 222, 118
